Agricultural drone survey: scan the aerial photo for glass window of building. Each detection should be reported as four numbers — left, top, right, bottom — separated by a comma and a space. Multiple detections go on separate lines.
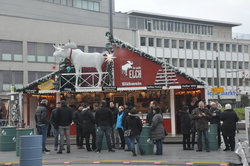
246, 78, 249, 86
244, 45, 248, 53
179, 40, 184, 49
172, 58, 177, 66
187, 59, 192, 67
140, 37, 146, 46
200, 60, 205, 68
88, 46, 104, 53
201, 77, 206, 81
164, 39, 169, 48
28, 71, 50, 83
172, 40, 177, 48
129, 17, 137, 29
67, 0, 73, 6
232, 44, 236, 52
220, 44, 224, 52
179, 59, 185, 67
232, 61, 237, 69
175, 22, 181, 32
213, 43, 218, 51
220, 61, 225, 69
239, 62, 243, 69
194, 59, 199, 68
238, 45, 242, 53
0, 40, 23, 61
221, 78, 225, 86
207, 42, 211, 51
27, 42, 54, 63
226, 61, 231, 69
227, 78, 231, 86
214, 78, 217, 86
188, 24, 194, 33
226, 44, 230, 52
156, 38, 162, 47
168, 22, 174, 31
245, 62, 249, 69
193, 41, 198, 50
148, 38, 154, 47
1, 70, 23, 91
153, 20, 159, 30
200, 42, 205, 50
207, 60, 212, 68
137, 18, 144, 30
182, 23, 187, 33
186, 41, 191, 49
202, 26, 206, 35
233, 78, 237, 86
208, 78, 212, 85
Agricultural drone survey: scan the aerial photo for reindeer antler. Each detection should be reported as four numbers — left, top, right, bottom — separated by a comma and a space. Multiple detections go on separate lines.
63, 42, 77, 49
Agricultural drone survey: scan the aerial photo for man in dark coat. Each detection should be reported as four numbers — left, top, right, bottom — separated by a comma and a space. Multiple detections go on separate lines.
95, 100, 115, 153
221, 104, 239, 151
109, 101, 119, 148
50, 102, 61, 151
122, 101, 133, 151
146, 101, 157, 126
179, 105, 192, 150
56, 100, 73, 154
82, 104, 96, 151
191, 101, 212, 152
35, 99, 50, 153
209, 102, 222, 148
73, 104, 84, 149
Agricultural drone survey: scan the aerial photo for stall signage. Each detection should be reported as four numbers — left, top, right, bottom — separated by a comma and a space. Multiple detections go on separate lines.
121, 58, 142, 80
60, 87, 75, 92
181, 84, 197, 88
102, 86, 117, 91
23, 89, 39, 93
38, 79, 55, 90
146, 85, 163, 89
211, 87, 224, 93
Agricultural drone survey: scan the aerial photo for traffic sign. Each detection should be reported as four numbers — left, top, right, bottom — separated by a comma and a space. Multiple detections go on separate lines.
211, 87, 224, 93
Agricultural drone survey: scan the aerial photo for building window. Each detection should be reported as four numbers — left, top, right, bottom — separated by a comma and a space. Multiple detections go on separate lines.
226, 44, 230, 52
0, 40, 23, 61
220, 61, 225, 69
88, 46, 103, 53
129, 17, 137, 29
187, 59, 192, 67
244, 45, 248, 53
179, 59, 185, 67
179, 40, 184, 49
200, 42, 205, 50
207, 60, 212, 68
208, 78, 212, 85
137, 18, 145, 30
186, 41, 191, 49
140, 37, 146, 46
207, 42, 211, 51
28, 71, 51, 83
245, 62, 249, 69
227, 78, 231, 86
0, 70, 23, 91
188, 24, 194, 33
172, 58, 177, 66
148, 38, 154, 47
164, 39, 169, 48
27, 42, 55, 63
214, 78, 217, 86
156, 38, 162, 47
238, 45, 242, 53
172, 40, 177, 48
213, 43, 218, 51
194, 59, 198, 68
233, 78, 237, 86
226, 61, 231, 69
232, 61, 237, 69
201, 77, 206, 82
200, 60, 205, 68
220, 44, 224, 52
232, 44, 236, 52
221, 78, 225, 86
239, 62, 243, 69
246, 78, 249, 86
193, 41, 198, 50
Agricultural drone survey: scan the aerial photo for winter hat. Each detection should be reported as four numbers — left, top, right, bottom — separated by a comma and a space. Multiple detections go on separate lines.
225, 104, 232, 110
210, 102, 216, 105
40, 99, 48, 104
125, 101, 132, 106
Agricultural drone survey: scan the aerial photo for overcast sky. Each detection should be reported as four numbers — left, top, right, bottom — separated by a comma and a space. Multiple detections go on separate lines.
115, 0, 250, 34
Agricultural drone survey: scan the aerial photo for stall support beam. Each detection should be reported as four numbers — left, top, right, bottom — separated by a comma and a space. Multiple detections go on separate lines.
56, 93, 60, 103
170, 89, 176, 135
19, 93, 23, 128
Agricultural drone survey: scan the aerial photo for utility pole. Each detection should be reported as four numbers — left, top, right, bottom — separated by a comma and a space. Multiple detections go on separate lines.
216, 54, 220, 103
109, 0, 113, 35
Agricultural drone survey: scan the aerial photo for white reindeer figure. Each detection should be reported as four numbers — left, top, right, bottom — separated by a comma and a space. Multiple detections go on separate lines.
53, 42, 106, 87
122, 61, 133, 76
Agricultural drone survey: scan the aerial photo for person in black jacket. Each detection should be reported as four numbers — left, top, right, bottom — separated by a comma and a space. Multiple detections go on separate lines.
124, 108, 145, 156
146, 101, 157, 126
73, 104, 84, 149
179, 105, 193, 150
221, 104, 239, 151
35, 99, 50, 153
95, 100, 115, 153
122, 101, 133, 151
209, 102, 222, 148
50, 102, 61, 151
109, 101, 119, 148
56, 100, 73, 154
82, 104, 96, 151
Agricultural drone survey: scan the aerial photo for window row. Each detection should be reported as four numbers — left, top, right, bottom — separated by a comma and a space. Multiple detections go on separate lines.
42, 0, 100, 11
166, 58, 249, 70
140, 37, 249, 53
129, 17, 213, 36
202, 77, 249, 87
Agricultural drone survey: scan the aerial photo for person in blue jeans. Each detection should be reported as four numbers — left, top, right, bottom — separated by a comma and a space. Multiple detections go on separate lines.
50, 102, 61, 151
124, 108, 145, 156
35, 99, 50, 154
95, 101, 115, 153
151, 107, 165, 155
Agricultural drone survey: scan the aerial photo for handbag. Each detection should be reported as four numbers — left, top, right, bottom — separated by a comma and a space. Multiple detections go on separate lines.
124, 129, 131, 137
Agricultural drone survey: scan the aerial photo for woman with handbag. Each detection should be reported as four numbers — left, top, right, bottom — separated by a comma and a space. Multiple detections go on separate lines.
124, 108, 145, 156
151, 106, 165, 155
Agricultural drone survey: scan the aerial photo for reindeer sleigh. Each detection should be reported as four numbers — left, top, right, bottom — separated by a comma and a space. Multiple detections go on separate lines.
53, 42, 113, 88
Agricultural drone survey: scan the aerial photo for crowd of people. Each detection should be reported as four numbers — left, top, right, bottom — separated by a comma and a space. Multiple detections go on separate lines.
34, 97, 239, 156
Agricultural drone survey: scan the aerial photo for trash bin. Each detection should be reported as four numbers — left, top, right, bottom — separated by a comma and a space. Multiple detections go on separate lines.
137, 126, 154, 155
0, 126, 16, 151
202, 124, 218, 150
96, 127, 107, 150
16, 128, 34, 156
20, 135, 42, 166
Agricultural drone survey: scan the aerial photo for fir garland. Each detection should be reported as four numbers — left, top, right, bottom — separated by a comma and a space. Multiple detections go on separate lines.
106, 32, 207, 86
